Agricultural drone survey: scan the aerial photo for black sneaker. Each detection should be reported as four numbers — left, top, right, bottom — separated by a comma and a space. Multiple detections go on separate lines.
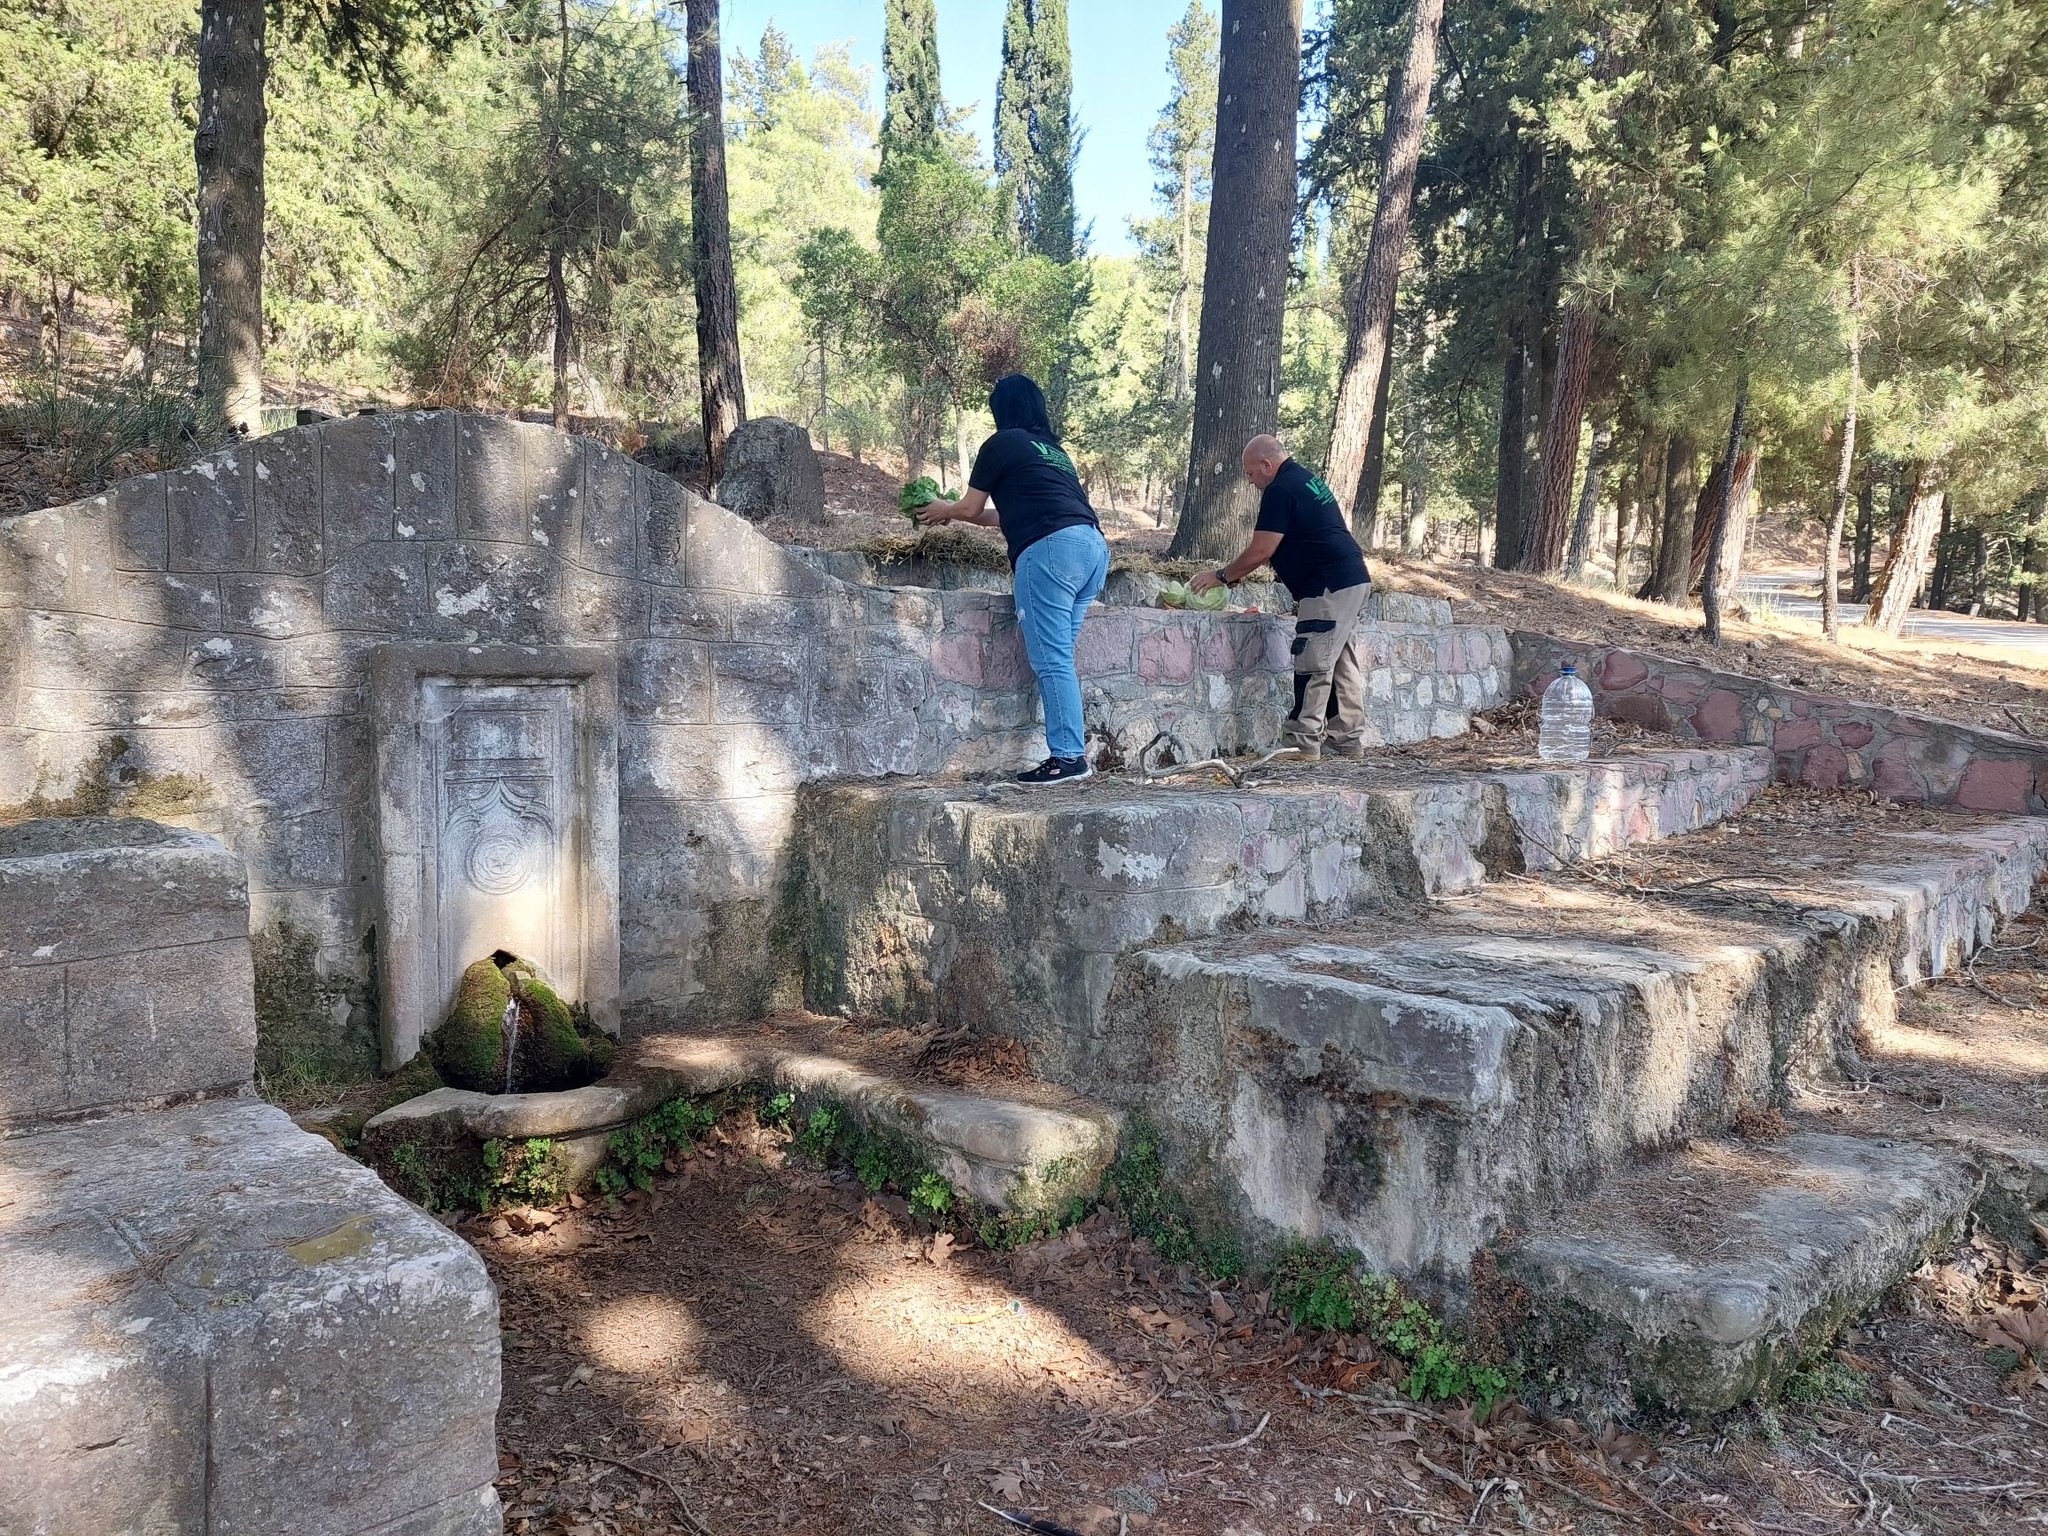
1009, 755, 1094, 787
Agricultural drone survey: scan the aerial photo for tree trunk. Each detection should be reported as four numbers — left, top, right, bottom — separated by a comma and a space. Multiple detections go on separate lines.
1358, 320, 1398, 546
1820, 253, 1861, 640
195, 0, 266, 435
1852, 471, 1876, 600
1700, 376, 1749, 644
1618, 429, 1661, 592
1492, 332, 1528, 569
1647, 435, 1697, 604
1170, 0, 1303, 560
1323, 0, 1447, 528
1563, 414, 1612, 581
548, 247, 571, 429
817, 336, 830, 452
1929, 496, 1956, 610
1174, 153, 1194, 401
1521, 298, 1595, 572
687, 0, 748, 477
1864, 467, 1942, 635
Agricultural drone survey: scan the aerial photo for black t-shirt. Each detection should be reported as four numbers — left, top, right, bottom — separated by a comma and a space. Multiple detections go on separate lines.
969, 428, 1100, 566
1254, 459, 1371, 601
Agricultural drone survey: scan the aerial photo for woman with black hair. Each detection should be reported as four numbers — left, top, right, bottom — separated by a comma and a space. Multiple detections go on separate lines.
916, 374, 1109, 785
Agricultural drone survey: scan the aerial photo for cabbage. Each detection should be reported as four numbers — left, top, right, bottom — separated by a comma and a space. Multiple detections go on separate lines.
1160, 580, 1228, 611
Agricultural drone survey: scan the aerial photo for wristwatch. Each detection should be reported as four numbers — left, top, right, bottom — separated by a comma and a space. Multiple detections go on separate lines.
1212, 570, 1231, 587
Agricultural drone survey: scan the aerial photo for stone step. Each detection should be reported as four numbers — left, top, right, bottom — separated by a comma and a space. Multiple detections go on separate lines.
1499, 1128, 1976, 1413
364, 1022, 1122, 1218
791, 746, 1770, 1072
1099, 813, 2048, 1282
0, 1099, 501, 1535
0, 817, 254, 1133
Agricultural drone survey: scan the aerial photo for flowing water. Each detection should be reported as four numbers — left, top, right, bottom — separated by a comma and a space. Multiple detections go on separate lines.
501, 995, 521, 1094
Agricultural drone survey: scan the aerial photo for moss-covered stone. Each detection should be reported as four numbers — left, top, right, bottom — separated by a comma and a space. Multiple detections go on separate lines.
253, 916, 379, 1102
423, 951, 611, 1093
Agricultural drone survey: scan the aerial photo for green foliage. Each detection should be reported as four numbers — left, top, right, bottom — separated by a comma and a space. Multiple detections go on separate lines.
879, 0, 941, 170
898, 475, 954, 514
759, 1090, 796, 1126
251, 916, 378, 1102
1781, 1354, 1867, 1407
1102, 1124, 1243, 1280
791, 1099, 957, 1221
1270, 1240, 1515, 1407
600, 1096, 718, 1198
0, 370, 229, 507
481, 1136, 567, 1208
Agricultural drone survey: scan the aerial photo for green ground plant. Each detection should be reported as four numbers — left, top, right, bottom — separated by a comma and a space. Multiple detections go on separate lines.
792, 1099, 956, 1222
481, 1137, 567, 1208
1270, 1239, 1515, 1407
1101, 1122, 1244, 1279
595, 1097, 718, 1199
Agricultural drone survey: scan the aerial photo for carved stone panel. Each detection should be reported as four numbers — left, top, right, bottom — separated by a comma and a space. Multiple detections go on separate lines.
373, 646, 619, 1068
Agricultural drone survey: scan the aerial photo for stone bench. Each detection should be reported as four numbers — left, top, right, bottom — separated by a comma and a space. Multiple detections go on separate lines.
0, 817, 503, 1535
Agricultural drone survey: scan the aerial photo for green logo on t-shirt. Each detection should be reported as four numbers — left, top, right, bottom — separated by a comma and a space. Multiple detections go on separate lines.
1306, 475, 1338, 506
1032, 440, 1077, 476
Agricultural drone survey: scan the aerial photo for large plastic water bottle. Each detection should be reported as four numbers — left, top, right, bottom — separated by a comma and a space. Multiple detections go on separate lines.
1537, 663, 1595, 762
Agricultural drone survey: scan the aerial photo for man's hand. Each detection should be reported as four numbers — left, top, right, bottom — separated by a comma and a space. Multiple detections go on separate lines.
1189, 569, 1226, 595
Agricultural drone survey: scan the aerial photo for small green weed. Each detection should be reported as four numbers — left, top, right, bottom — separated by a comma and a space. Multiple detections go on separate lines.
760, 1090, 796, 1126
1102, 1124, 1243, 1280
1781, 1355, 1867, 1406
600, 1096, 717, 1199
791, 1098, 958, 1220
977, 1197, 1092, 1251
1270, 1240, 1515, 1407
383, 1134, 484, 1212
480, 1137, 566, 1209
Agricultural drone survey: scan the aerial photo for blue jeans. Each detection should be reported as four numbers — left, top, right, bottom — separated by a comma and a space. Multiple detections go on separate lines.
1012, 524, 1109, 759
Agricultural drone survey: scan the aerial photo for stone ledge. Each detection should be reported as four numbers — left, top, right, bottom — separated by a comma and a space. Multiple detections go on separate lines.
1102, 813, 2048, 1281
0, 1099, 501, 1535
1502, 1130, 1976, 1412
793, 746, 1771, 1072
364, 1028, 1122, 1217
1512, 630, 2048, 815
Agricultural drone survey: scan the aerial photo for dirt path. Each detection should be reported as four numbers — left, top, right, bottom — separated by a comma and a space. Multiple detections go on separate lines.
481, 1115, 2047, 1533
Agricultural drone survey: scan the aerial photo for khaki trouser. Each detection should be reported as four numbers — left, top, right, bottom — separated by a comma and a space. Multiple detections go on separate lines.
1283, 580, 1372, 750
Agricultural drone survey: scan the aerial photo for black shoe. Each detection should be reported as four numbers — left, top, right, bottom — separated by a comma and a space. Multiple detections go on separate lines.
1009, 755, 1094, 787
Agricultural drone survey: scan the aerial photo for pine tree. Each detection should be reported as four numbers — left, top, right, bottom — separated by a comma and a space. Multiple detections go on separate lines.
994, 0, 1034, 247
1170, 0, 1304, 560
1147, 3, 1219, 407
880, 0, 941, 173
686, 0, 747, 471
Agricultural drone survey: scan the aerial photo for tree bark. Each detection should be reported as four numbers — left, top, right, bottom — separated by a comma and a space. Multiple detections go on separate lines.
1700, 377, 1749, 644
1358, 320, 1397, 546
1864, 466, 1942, 635
1563, 413, 1612, 581
1492, 330, 1528, 569
1820, 253, 1862, 640
1928, 496, 1956, 610
1647, 435, 1697, 604
1521, 298, 1595, 572
548, 247, 571, 429
1323, 0, 1447, 529
1170, 0, 1303, 560
1618, 428, 1661, 592
196, 0, 266, 435
1852, 470, 1876, 600
687, 0, 748, 477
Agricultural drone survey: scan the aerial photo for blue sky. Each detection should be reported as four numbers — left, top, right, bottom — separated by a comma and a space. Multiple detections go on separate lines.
722, 0, 1190, 255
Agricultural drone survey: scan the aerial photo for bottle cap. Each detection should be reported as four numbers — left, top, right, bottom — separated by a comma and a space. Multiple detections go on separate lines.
1559, 663, 1576, 675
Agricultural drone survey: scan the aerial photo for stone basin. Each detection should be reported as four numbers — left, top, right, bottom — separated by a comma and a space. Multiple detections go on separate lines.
363, 1026, 1122, 1213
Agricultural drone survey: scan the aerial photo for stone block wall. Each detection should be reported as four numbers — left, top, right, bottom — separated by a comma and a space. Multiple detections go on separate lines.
0, 818, 253, 1131
1512, 632, 2048, 815
0, 412, 1508, 1060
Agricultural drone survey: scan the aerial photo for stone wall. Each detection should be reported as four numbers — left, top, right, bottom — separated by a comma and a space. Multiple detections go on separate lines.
1513, 632, 2048, 816
0, 412, 1510, 1062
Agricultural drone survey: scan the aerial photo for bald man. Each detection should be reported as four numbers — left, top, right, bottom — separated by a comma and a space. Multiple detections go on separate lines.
1190, 436, 1373, 759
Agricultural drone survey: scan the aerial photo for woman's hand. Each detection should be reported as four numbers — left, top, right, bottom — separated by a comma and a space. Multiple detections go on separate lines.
915, 499, 958, 526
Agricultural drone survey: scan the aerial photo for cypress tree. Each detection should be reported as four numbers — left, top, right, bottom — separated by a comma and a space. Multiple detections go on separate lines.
994, 0, 1034, 247
881, 0, 941, 174
1026, 0, 1076, 264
